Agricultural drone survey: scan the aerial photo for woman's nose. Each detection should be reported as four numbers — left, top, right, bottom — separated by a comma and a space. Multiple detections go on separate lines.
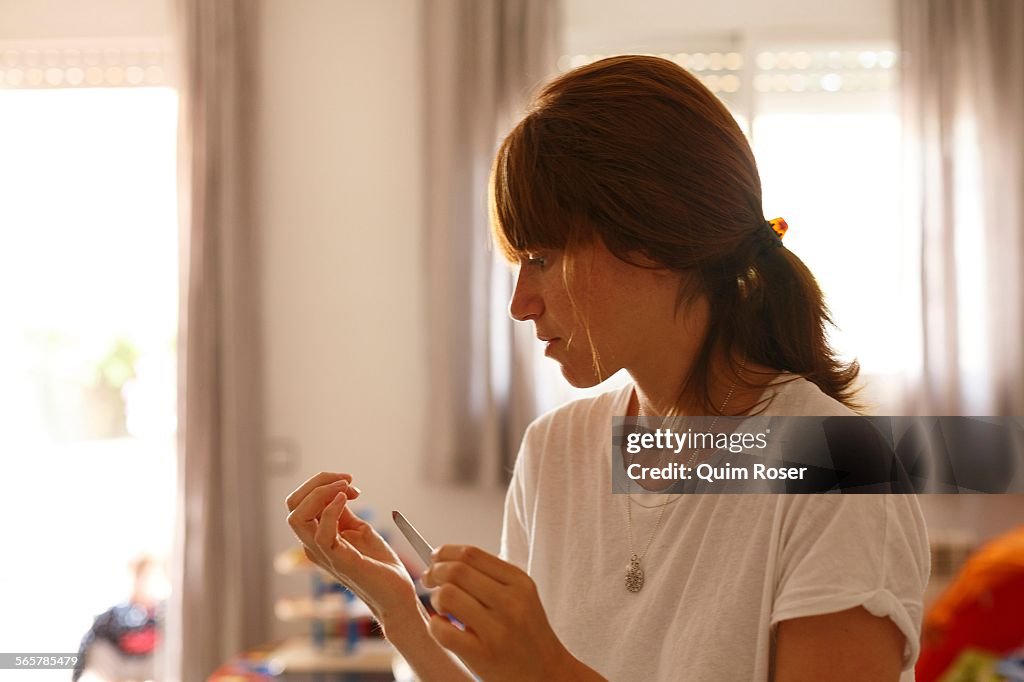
509, 269, 544, 322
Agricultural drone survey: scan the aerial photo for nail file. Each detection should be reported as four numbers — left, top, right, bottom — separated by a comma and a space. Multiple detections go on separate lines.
392, 510, 434, 567
392, 510, 465, 630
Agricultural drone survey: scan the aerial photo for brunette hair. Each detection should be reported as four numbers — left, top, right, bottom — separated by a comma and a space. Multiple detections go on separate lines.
490, 55, 862, 414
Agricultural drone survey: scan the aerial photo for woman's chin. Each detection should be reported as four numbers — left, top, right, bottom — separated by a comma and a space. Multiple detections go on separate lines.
557, 364, 605, 389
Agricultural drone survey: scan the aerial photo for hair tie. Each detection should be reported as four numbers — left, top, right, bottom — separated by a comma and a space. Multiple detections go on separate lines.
767, 217, 788, 241
756, 217, 788, 253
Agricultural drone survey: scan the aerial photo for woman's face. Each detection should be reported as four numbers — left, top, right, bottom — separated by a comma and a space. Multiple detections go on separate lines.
509, 239, 709, 388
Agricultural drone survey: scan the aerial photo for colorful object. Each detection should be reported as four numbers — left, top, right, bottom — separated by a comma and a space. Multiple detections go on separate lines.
71, 602, 160, 682
767, 217, 789, 241
937, 649, 1003, 682
753, 217, 787, 254
917, 525, 1024, 681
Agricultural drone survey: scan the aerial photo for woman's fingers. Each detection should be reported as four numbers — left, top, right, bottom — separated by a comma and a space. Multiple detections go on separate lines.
335, 501, 368, 535
431, 545, 524, 586
421, 548, 569, 681
285, 471, 360, 512
314, 490, 342, 548
315, 491, 356, 553
429, 582, 494, 638
428, 613, 485, 661
423, 560, 508, 611
285, 472, 349, 511
287, 479, 355, 543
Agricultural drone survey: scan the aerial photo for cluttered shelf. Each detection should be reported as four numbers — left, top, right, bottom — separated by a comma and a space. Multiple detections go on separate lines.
209, 541, 431, 682
208, 636, 397, 682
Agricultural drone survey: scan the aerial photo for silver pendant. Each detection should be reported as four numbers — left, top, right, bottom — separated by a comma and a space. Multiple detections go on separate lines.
625, 554, 645, 592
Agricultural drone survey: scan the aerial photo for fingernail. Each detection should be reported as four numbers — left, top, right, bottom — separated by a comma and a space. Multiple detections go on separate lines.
351, 485, 362, 495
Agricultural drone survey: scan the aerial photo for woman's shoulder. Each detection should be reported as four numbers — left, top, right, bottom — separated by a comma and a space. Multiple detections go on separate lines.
762, 372, 858, 417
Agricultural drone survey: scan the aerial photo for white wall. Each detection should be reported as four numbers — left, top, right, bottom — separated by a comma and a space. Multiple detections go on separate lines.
0, 0, 169, 39
255, 0, 507, 640
563, 0, 896, 53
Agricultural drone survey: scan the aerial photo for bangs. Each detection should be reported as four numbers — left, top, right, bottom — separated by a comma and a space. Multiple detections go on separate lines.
489, 115, 575, 262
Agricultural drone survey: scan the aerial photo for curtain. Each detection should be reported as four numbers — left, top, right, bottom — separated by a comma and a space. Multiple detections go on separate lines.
898, 0, 1024, 415
162, 1, 269, 680
422, 0, 559, 485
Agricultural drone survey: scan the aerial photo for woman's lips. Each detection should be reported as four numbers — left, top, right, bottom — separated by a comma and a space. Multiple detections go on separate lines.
543, 338, 560, 355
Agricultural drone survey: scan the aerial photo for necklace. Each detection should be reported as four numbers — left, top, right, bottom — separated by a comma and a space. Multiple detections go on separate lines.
623, 358, 747, 593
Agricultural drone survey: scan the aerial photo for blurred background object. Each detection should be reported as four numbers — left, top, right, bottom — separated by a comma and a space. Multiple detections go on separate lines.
916, 525, 1024, 682
72, 554, 169, 682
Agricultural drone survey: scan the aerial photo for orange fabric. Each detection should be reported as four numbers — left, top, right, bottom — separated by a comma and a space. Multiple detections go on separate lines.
916, 525, 1024, 682
926, 526, 1024, 632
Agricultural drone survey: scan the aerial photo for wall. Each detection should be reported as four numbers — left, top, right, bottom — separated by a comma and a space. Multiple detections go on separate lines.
254, 0, 507, 641
0, 0, 169, 39
563, 0, 896, 53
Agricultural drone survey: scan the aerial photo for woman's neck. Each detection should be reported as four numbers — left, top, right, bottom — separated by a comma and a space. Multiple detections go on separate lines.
628, 352, 783, 417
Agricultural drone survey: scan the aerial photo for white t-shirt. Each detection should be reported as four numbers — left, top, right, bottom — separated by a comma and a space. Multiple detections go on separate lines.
500, 375, 930, 682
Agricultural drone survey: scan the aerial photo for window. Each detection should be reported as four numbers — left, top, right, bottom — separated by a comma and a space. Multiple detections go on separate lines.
750, 44, 902, 408
0, 43, 177, 661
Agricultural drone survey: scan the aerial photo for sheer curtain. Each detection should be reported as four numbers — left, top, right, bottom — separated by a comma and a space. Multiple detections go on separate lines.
422, 0, 559, 485
898, 0, 1024, 415
163, 1, 269, 680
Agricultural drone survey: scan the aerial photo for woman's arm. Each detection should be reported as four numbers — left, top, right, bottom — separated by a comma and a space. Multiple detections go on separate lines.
774, 606, 905, 681
381, 601, 476, 681
286, 472, 473, 681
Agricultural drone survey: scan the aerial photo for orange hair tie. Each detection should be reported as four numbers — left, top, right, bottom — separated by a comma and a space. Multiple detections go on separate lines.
767, 217, 788, 241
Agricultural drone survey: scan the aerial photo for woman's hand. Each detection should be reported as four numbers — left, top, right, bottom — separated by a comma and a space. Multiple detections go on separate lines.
285, 472, 420, 625
422, 545, 604, 682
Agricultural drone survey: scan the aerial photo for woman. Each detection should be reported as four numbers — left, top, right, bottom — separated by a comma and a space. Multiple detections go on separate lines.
286, 55, 929, 681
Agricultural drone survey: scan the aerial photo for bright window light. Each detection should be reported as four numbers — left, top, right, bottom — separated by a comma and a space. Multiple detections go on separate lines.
754, 110, 903, 375
0, 87, 177, 661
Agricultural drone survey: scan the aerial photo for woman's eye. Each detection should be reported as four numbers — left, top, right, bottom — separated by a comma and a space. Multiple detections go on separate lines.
525, 253, 547, 268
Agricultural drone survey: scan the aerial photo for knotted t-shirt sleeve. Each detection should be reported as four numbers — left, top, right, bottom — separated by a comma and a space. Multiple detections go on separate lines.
770, 494, 931, 672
